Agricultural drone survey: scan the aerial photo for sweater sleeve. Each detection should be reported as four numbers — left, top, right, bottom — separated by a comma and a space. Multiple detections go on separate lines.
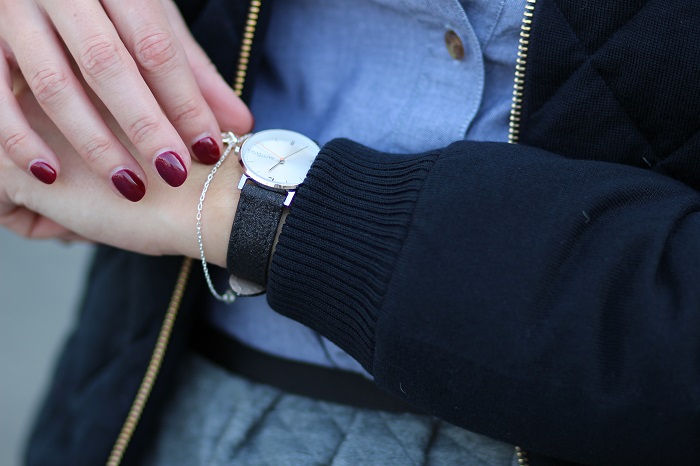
266, 138, 700, 465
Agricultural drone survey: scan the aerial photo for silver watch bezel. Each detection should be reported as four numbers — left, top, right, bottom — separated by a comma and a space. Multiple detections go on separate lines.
236, 129, 320, 190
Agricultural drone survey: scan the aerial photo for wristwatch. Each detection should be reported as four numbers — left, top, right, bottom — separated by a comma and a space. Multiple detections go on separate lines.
227, 129, 320, 295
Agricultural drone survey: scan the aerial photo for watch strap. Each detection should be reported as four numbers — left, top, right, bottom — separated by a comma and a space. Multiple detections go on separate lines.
227, 179, 287, 287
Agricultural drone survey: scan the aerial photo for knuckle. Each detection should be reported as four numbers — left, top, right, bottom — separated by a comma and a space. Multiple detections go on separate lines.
29, 66, 71, 104
78, 36, 123, 80
2, 129, 30, 156
132, 30, 178, 74
170, 97, 204, 126
80, 137, 114, 164
129, 114, 161, 145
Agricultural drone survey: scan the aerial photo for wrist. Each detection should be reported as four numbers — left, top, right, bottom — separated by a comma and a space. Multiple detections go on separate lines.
169, 156, 242, 267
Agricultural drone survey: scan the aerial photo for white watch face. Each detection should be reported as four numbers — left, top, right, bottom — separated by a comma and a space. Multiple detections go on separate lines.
239, 129, 320, 189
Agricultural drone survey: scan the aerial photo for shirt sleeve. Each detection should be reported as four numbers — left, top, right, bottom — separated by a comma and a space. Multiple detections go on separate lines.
266, 137, 700, 465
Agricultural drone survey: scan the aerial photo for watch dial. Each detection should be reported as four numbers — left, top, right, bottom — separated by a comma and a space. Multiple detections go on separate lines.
240, 129, 320, 189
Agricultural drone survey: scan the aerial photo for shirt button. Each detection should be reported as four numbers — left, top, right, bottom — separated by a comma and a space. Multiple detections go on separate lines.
444, 30, 465, 60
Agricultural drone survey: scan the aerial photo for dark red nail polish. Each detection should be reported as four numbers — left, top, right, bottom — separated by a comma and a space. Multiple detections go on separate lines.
192, 137, 221, 165
30, 161, 57, 185
112, 169, 146, 202
155, 151, 188, 187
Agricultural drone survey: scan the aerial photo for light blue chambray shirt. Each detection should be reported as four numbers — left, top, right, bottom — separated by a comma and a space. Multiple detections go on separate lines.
208, 0, 526, 375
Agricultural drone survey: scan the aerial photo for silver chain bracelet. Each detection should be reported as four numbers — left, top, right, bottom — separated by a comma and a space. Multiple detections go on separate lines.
196, 131, 239, 303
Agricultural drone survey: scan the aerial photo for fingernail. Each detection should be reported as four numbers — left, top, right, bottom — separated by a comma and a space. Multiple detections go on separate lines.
155, 151, 188, 187
192, 137, 220, 165
112, 169, 146, 202
29, 161, 57, 185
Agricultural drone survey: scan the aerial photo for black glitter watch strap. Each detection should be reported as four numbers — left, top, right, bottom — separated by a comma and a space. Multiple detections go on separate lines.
227, 179, 287, 287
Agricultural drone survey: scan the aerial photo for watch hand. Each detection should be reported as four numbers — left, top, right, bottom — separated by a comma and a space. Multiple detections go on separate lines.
283, 146, 309, 160
268, 159, 284, 172
259, 143, 283, 160
268, 146, 309, 173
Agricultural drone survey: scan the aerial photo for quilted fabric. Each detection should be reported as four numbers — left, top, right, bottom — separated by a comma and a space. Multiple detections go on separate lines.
145, 354, 519, 466
521, 0, 700, 190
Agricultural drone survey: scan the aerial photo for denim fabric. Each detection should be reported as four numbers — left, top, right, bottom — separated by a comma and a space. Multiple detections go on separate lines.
208, 0, 525, 376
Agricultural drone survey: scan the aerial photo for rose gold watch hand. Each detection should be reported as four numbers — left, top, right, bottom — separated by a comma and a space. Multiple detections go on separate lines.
259, 143, 283, 160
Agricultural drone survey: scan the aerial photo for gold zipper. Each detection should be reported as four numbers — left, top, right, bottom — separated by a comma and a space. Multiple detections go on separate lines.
515, 445, 531, 465
508, 0, 537, 145
234, 0, 262, 97
106, 257, 193, 466
106, 1, 261, 464
510, 0, 537, 464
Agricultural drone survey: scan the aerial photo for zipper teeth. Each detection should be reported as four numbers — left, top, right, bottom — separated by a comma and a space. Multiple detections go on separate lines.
508, 0, 537, 145
106, 257, 193, 466
510, 0, 536, 463
107, 2, 262, 463
515, 446, 531, 465
233, 0, 262, 97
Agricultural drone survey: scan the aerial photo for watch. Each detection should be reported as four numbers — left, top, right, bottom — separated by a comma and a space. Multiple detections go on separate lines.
227, 129, 320, 295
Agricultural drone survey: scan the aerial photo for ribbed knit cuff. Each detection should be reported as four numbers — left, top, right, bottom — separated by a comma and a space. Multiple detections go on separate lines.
267, 138, 438, 372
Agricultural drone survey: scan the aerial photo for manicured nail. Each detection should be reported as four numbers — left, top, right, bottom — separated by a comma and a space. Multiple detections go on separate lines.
192, 137, 221, 165
112, 169, 146, 202
155, 151, 188, 187
29, 161, 57, 185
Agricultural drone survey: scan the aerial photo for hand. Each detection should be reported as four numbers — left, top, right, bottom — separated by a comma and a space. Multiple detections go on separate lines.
0, 0, 253, 201
0, 75, 242, 266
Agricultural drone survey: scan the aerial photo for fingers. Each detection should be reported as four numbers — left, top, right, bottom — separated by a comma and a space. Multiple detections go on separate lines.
162, 0, 254, 135
0, 205, 74, 239
187, 41, 255, 134
0, 202, 89, 241
0, 41, 60, 185
2, 4, 150, 201
103, 0, 226, 164
39, 0, 192, 188
1, 0, 252, 205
